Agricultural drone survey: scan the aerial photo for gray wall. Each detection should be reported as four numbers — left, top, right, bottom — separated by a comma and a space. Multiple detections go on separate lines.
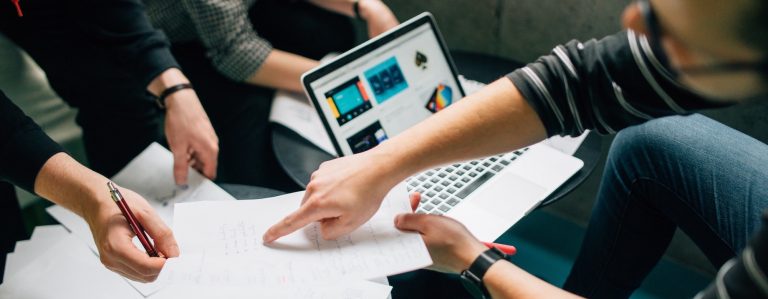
383, 0, 767, 276
385, 0, 630, 62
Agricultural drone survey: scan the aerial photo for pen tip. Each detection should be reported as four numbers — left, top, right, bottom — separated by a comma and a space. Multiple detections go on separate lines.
107, 181, 116, 189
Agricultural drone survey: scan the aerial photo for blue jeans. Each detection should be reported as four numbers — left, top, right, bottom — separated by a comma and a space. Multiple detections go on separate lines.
562, 114, 768, 298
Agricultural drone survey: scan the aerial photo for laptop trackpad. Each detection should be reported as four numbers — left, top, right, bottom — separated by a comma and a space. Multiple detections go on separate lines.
471, 172, 547, 220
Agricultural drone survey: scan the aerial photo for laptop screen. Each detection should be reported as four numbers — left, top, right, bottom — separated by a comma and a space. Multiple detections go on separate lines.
306, 15, 464, 156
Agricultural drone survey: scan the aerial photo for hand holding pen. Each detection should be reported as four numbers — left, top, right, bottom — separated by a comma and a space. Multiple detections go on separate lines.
78, 182, 180, 282
108, 182, 158, 257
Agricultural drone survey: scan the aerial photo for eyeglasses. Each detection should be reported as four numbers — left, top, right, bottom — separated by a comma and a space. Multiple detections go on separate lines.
637, 0, 767, 77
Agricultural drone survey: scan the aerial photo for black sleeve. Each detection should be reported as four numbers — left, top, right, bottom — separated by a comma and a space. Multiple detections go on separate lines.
506, 30, 729, 137
73, 0, 180, 89
0, 90, 64, 193
697, 211, 768, 298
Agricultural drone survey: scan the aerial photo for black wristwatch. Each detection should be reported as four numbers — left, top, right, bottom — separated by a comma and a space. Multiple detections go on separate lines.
459, 247, 507, 299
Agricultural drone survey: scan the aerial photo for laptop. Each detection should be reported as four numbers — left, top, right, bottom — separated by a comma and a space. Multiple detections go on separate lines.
302, 12, 584, 241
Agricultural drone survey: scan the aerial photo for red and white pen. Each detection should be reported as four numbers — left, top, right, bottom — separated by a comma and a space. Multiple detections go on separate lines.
108, 181, 158, 257
482, 241, 517, 255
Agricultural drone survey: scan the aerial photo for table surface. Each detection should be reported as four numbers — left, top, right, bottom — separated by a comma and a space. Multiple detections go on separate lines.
272, 50, 602, 207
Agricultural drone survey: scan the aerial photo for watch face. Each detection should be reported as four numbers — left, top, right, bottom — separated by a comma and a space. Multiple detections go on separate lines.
459, 271, 487, 299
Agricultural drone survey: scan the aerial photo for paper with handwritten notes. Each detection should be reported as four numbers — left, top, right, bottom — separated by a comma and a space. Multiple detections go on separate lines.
46, 142, 235, 297
163, 183, 431, 288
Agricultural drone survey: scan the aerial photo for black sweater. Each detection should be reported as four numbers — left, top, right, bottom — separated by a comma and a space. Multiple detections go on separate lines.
0, 90, 63, 193
0, 0, 180, 91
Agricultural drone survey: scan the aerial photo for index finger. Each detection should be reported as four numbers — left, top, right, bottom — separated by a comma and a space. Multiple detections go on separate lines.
262, 203, 334, 243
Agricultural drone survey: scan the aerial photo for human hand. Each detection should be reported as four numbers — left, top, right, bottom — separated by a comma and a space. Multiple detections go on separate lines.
82, 186, 180, 282
395, 193, 487, 274
358, 0, 399, 38
263, 151, 403, 242
163, 89, 219, 185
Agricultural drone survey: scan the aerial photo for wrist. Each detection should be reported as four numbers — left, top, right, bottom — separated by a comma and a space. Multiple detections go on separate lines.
158, 84, 195, 110
147, 68, 190, 97
458, 242, 490, 273
363, 145, 413, 188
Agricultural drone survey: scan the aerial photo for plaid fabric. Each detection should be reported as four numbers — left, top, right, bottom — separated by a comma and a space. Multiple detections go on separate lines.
145, 0, 271, 81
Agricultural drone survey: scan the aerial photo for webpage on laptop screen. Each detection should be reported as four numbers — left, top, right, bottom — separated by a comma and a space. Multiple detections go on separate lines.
311, 23, 461, 156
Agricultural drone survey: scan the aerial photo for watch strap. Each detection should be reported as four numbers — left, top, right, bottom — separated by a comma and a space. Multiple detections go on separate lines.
461, 247, 507, 299
469, 247, 507, 281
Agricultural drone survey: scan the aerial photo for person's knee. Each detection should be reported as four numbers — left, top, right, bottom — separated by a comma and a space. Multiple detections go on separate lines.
610, 114, 720, 164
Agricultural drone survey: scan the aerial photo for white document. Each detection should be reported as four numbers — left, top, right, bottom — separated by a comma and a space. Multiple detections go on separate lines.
165, 183, 431, 288
46, 142, 236, 297
3, 225, 69, 279
152, 279, 392, 299
269, 90, 337, 156
544, 130, 590, 156
0, 234, 142, 299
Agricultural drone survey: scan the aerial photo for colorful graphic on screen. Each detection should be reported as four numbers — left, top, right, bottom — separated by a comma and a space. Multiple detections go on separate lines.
324, 77, 373, 126
425, 84, 453, 113
364, 57, 408, 104
347, 121, 389, 154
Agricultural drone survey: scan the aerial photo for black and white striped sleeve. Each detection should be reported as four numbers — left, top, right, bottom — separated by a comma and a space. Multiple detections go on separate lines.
506, 30, 726, 137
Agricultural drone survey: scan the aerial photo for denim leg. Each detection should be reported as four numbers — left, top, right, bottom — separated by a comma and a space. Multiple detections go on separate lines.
562, 114, 768, 298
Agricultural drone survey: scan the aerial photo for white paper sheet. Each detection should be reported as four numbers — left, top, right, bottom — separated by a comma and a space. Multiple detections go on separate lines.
46, 142, 236, 297
544, 130, 590, 156
165, 183, 431, 288
0, 234, 143, 299
269, 91, 337, 156
3, 225, 69, 279
151, 279, 392, 299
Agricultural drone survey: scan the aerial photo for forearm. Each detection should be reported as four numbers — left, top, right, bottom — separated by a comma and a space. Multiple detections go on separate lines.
308, 0, 355, 16
246, 50, 319, 92
484, 260, 582, 298
309, 0, 395, 27
33, 153, 110, 222
371, 78, 547, 181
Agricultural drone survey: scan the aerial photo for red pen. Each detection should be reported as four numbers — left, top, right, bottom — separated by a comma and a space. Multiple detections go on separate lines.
482, 242, 517, 255
11, 0, 23, 17
108, 182, 158, 257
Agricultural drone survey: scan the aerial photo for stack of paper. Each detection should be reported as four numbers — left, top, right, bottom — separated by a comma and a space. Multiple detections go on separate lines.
158, 183, 430, 293
2, 142, 426, 298
46, 142, 237, 296
0, 225, 394, 299
1, 225, 143, 299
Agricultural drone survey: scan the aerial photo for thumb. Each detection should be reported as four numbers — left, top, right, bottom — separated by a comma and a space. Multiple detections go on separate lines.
134, 209, 180, 258
394, 213, 431, 233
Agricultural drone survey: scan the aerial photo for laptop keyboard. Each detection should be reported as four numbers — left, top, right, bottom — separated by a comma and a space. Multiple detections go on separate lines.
405, 148, 529, 215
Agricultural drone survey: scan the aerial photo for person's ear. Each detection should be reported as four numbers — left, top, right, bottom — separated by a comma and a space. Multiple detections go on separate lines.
622, 2, 649, 36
